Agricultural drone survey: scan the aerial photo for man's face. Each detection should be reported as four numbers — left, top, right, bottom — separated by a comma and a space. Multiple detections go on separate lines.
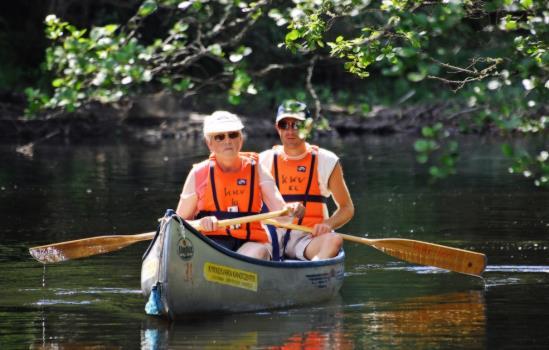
206, 131, 243, 158
276, 118, 305, 148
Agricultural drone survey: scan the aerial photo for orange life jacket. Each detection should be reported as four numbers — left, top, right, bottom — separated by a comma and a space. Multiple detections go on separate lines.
270, 145, 328, 228
194, 152, 268, 242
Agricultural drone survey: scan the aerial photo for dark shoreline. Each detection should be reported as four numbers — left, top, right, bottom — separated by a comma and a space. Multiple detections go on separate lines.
1, 92, 544, 145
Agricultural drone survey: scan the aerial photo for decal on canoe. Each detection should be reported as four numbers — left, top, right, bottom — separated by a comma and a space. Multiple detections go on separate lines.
306, 268, 344, 288
203, 262, 258, 292
177, 238, 194, 261
183, 262, 193, 282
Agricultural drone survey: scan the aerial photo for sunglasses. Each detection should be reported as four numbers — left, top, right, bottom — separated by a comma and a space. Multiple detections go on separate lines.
277, 120, 304, 130
212, 132, 241, 142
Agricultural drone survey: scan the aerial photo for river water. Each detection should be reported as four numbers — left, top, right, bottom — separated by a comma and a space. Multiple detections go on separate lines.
0, 134, 547, 349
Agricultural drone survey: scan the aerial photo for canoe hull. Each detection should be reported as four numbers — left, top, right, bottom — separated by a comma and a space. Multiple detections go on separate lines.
141, 214, 345, 319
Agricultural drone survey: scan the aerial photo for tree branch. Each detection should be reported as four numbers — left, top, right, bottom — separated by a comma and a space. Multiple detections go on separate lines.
306, 55, 321, 120
428, 57, 502, 91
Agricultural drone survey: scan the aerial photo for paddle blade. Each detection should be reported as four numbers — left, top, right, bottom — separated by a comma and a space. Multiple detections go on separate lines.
29, 208, 290, 264
342, 234, 487, 277
29, 232, 155, 264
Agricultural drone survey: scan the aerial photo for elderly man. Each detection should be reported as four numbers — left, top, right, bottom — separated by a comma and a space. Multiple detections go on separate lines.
176, 111, 303, 260
260, 101, 354, 260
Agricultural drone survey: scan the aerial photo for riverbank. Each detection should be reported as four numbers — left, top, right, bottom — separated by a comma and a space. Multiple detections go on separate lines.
1, 91, 543, 145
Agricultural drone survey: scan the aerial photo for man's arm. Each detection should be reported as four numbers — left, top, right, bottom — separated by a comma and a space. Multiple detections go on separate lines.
313, 162, 354, 235
176, 171, 198, 220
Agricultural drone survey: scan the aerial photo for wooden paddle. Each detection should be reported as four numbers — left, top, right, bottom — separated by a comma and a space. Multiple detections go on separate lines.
29, 209, 289, 264
263, 219, 487, 277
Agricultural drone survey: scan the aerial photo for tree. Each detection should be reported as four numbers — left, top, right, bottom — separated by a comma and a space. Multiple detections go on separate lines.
25, 0, 548, 186
283, 0, 547, 185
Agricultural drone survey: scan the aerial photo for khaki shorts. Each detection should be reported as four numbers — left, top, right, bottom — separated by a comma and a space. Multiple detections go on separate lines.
278, 229, 312, 260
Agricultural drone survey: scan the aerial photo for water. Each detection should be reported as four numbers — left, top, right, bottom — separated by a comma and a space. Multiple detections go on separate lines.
1, 135, 548, 349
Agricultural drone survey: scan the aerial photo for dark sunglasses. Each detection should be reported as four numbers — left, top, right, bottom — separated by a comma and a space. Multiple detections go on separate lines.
212, 132, 241, 142
277, 120, 303, 130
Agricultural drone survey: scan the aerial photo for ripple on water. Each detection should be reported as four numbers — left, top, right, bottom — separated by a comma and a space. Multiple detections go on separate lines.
21, 287, 142, 295
485, 265, 549, 273
484, 265, 549, 288
26, 287, 143, 307
34, 299, 95, 306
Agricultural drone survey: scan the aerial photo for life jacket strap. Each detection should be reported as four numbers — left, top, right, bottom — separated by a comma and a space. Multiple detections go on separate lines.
245, 160, 256, 241
209, 161, 231, 237
196, 210, 260, 220
282, 194, 328, 203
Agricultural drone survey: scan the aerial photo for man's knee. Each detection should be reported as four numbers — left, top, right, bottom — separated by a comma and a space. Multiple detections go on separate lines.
240, 243, 270, 260
329, 233, 343, 251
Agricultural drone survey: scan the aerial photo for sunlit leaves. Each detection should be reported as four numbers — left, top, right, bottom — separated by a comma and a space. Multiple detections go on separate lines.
138, 0, 158, 17
229, 46, 252, 63
28, 14, 155, 112
504, 144, 549, 187
161, 76, 193, 92
285, 29, 300, 42
228, 69, 255, 105
208, 44, 224, 57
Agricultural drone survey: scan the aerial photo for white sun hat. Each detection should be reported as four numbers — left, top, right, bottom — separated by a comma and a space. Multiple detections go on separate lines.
203, 111, 244, 135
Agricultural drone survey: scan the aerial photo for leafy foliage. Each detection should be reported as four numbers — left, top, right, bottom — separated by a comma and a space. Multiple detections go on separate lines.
23, 0, 548, 186
280, 0, 547, 186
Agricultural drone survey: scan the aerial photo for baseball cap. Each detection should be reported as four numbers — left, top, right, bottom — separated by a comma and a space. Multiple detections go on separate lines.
203, 111, 244, 135
275, 100, 310, 124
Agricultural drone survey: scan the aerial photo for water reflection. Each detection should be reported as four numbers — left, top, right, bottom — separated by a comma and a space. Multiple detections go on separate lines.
134, 291, 485, 349
359, 291, 486, 349
139, 302, 353, 349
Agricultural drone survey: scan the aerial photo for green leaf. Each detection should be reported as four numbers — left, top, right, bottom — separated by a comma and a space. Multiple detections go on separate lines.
207, 44, 223, 57
502, 144, 514, 157
520, 0, 533, 8
429, 166, 444, 178
103, 24, 119, 35
228, 94, 241, 105
422, 126, 434, 138
505, 20, 517, 31
414, 139, 430, 152
285, 30, 300, 42
416, 154, 429, 164
138, 0, 158, 17
52, 78, 64, 88
174, 78, 192, 92
407, 72, 425, 82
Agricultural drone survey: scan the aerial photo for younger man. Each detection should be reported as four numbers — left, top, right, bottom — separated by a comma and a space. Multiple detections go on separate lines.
259, 100, 354, 260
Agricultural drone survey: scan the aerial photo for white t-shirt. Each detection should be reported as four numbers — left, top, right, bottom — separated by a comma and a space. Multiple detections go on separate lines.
259, 143, 339, 198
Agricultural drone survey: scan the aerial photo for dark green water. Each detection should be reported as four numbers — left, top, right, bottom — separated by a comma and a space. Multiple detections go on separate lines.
1, 135, 548, 349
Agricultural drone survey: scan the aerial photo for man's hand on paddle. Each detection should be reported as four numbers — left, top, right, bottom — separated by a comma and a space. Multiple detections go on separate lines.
311, 222, 333, 237
198, 216, 219, 232
285, 202, 305, 219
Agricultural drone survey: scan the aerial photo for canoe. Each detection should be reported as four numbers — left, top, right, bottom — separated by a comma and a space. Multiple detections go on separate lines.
141, 210, 345, 319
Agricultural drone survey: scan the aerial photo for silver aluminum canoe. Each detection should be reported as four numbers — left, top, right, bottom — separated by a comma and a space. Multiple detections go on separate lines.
141, 213, 345, 319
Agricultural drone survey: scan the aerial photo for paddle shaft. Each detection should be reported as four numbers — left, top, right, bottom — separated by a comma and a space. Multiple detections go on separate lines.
263, 219, 486, 277
29, 209, 289, 264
